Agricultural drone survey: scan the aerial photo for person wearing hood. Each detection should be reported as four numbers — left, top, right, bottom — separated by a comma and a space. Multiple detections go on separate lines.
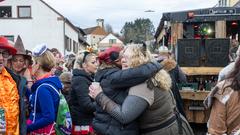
10, 36, 33, 89
70, 50, 98, 135
27, 44, 62, 134
0, 36, 27, 135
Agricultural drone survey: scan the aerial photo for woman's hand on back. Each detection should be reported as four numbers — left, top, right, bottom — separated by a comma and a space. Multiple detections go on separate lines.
89, 82, 103, 99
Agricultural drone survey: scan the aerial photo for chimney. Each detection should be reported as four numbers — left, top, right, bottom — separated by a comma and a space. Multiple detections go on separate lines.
96, 18, 104, 28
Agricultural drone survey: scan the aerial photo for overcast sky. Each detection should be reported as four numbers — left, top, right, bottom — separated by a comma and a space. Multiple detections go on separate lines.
44, 0, 218, 33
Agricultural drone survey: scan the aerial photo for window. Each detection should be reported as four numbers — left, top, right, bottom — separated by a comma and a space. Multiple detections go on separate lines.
73, 41, 78, 53
69, 38, 72, 51
0, 6, 11, 18
109, 39, 116, 44
65, 36, 72, 51
17, 6, 31, 18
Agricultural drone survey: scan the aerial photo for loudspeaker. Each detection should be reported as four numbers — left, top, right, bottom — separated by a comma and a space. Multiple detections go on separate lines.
177, 39, 201, 67
205, 39, 230, 67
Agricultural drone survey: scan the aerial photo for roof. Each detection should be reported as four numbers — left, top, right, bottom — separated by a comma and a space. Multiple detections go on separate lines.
79, 36, 89, 46
83, 26, 99, 34
83, 26, 107, 35
155, 7, 240, 38
40, 0, 79, 33
77, 27, 86, 35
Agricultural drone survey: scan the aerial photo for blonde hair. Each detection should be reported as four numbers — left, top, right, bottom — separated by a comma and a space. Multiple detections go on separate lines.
34, 50, 56, 72
73, 51, 96, 69
125, 44, 172, 91
124, 44, 152, 67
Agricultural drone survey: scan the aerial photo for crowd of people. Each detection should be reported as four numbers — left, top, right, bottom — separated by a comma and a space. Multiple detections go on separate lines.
0, 35, 239, 135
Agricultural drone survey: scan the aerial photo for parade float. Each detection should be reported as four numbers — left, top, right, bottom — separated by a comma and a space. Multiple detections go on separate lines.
155, 6, 240, 132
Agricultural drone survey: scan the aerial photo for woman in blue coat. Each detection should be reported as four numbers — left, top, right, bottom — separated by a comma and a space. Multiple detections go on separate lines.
27, 44, 62, 134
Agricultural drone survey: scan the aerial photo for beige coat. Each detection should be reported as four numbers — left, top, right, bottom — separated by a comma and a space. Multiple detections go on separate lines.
208, 80, 240, 135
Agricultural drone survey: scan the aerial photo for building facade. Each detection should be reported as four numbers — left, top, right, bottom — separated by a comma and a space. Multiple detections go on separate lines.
218, 0, 239, 7
83, 19, 107, 48
98, 33, 124, 51
0, 0, 83, 55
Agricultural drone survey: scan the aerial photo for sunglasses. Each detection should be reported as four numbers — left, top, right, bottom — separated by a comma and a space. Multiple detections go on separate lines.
0, 51, 10, 58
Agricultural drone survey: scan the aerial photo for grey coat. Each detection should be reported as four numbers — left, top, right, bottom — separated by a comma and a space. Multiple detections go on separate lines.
139, 83, 193, 135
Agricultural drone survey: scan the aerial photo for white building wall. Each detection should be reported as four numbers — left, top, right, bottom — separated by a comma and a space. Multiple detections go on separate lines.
92, 34, 105, 45
86, 34, 105, 46
99, 34, 123, 44
98, 34, 124, 51
0, 0, 79, 55
86, 35, 92, 45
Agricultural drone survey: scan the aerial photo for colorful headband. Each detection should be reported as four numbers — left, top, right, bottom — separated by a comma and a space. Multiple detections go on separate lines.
82, 51, 90, 63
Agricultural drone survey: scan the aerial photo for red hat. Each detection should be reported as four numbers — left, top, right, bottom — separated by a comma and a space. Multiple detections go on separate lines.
0, 36, 17, 55
98, 46, 122, 64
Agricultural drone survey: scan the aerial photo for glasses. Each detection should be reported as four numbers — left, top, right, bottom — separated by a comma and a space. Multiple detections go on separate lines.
0, 51, 10, 58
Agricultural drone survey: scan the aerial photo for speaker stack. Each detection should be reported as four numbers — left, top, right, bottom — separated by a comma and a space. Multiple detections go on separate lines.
177, 38, 230, 67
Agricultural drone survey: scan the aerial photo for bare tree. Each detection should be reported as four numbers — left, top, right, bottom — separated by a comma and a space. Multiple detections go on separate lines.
105, 23, 114, 33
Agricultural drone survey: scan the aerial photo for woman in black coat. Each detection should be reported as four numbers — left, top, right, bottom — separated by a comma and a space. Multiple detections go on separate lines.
70, 51, 98, 135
